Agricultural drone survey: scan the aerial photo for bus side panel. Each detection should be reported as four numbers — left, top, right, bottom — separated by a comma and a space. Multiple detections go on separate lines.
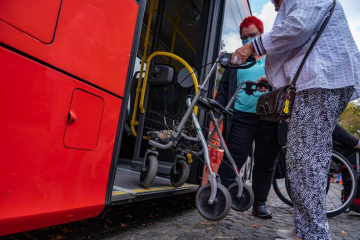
0, 0, 138, 97
0, 47, 122, 236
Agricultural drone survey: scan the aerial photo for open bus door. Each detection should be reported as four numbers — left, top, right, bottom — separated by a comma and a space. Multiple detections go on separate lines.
108, 0, 251, 204
0, 0, 139, 236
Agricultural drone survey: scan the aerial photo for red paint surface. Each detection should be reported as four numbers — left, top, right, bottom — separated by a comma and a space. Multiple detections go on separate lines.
0, 0, 62, 43
0, 0, 138, 96
0, 47, 122, 236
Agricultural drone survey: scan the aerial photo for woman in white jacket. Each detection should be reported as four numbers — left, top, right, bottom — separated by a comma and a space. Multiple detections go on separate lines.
232, 0, 360, 239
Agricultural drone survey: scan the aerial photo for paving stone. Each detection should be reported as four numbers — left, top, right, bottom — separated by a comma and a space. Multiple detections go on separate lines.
3, 190, 360, 240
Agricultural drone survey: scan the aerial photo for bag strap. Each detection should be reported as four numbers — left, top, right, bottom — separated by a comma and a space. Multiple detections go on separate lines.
291, 0, 336, 86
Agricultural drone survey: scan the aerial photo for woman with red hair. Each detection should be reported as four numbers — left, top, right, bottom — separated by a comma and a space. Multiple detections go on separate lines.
215, 16, 280, 219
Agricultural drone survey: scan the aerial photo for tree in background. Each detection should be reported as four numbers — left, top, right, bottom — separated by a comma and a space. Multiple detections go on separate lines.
339, 101, 360, 138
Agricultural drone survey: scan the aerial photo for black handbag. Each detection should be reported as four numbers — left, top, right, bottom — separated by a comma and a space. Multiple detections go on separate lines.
256, 0, 336, 121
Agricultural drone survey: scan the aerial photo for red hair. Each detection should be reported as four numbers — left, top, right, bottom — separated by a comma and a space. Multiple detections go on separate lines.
239, 16, 264, 35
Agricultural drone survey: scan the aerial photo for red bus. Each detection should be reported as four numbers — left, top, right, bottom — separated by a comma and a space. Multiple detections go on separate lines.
0, 0, 251, 236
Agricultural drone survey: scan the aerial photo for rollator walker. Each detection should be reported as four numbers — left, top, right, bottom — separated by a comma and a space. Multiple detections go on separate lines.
139, 52, 271, 220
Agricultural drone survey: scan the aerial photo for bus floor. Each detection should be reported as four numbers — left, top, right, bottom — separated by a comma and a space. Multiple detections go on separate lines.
111, 164, 199, 203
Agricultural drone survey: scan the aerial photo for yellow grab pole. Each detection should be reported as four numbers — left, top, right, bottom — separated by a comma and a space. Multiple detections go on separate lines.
139, 51, 199, 114
131, 0, 156, 136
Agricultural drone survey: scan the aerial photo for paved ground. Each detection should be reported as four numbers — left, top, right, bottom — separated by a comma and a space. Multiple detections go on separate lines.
2, 188, 360, 240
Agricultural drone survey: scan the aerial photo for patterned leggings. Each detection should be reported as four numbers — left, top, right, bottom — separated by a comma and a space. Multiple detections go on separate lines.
286, 87, 354, 240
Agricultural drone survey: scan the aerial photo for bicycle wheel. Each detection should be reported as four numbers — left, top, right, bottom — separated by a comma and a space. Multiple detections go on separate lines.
326, 151, 357, 217
278, 151, 358, 218
273, 176, 293, 207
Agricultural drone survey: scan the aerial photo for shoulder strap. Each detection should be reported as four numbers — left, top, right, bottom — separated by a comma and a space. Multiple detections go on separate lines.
291, 0, 336, 86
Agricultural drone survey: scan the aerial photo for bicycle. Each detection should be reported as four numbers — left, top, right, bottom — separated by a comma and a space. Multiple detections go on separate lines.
272, 143, 359, 217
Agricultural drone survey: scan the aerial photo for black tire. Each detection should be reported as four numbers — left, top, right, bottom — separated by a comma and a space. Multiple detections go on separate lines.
274, 151, 358, 218
228, 182, 254, 211
195, 183, 232, 221
273, 177, 293, 207
140, 155, 158, 188
170, 160, 190, 187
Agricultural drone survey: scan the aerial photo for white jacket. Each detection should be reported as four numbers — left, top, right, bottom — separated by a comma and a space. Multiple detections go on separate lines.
253, 0, 360, 100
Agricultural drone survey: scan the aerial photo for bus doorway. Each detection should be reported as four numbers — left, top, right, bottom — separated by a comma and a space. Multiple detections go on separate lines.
109, 0, 223, 203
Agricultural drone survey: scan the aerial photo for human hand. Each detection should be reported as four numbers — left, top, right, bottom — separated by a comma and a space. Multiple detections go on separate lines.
231, 42, 255, 65
257, 76, 269, 92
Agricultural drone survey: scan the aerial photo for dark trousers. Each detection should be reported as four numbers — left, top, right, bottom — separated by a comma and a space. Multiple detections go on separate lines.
217, 110, 280, 206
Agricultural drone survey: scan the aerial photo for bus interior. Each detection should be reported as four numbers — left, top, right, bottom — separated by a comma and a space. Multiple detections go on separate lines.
110, 0, 226, 203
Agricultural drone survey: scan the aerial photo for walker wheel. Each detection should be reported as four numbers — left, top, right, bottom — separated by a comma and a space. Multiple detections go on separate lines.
228, 182, 254, 212
195, 183, 232, 221
170, 160, 189, 187
140, 155, 158, 188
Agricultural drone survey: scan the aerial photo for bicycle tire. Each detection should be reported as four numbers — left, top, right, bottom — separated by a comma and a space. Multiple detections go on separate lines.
273, 176, 293, 207
275, 150, 358, 218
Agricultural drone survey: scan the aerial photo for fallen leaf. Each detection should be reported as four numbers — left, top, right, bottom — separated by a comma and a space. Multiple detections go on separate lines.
119, 223, 128, 228
207, 227, 212, 230
341, 230, 348, 234
199, 221, 212, 225
49, 236, 65, 240
24, 233, 37, 240
126, 214, 133, 218
60, 228, 71, 233
100, 211, 106, 219
251, 225, 261, 229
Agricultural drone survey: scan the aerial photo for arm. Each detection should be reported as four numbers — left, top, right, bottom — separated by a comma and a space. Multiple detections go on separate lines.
253, 0, 333, 56
333, 124, 359, 149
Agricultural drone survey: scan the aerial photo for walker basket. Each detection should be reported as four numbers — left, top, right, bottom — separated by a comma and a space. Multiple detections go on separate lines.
144, 110, 204, 153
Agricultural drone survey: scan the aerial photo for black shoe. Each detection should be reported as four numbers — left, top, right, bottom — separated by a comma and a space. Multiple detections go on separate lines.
252, 205, 272, 219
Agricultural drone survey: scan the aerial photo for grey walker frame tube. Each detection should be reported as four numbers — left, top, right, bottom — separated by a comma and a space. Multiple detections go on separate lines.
187, 98, 218, 204
208, 110, 243, 199
207, 80, 253, 141
206, 80, 258, 199
147, 61, 220, 204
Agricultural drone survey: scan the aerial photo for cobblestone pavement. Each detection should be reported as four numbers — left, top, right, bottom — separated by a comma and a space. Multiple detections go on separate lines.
2, 188, 360, 240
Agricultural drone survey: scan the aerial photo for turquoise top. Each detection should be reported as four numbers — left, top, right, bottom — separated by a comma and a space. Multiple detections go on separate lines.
234, 57, 266, 113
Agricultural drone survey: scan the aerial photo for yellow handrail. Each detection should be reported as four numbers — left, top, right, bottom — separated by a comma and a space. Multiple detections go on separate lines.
130, 0, 198, 136
131, 0, 156, 136
139, 51, 199, 114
